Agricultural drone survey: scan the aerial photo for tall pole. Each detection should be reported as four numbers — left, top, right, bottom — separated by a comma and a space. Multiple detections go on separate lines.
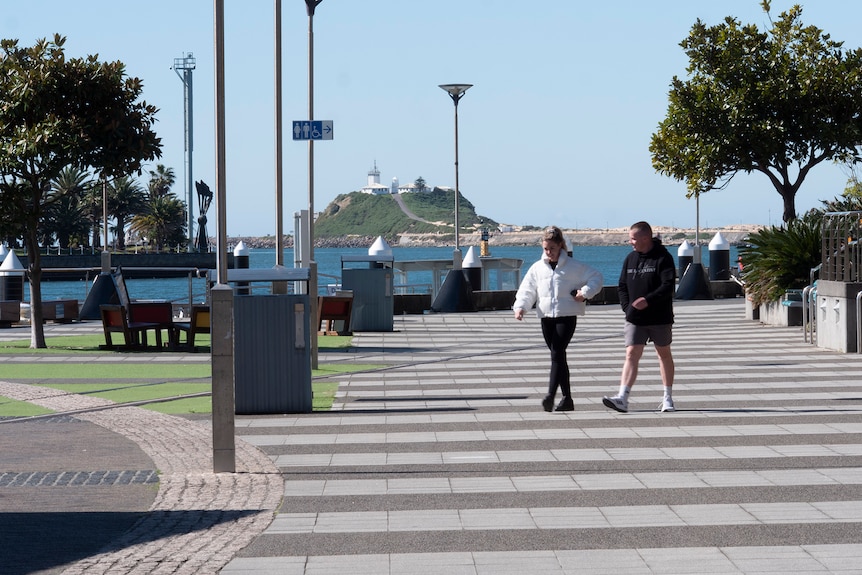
306, 0, 322, 368
695, 193, 702, 264
211, 0, 235, 474
453, 100, 461, 262
306, 0, 322, 263
439, 84, 472, 269
173, 53, 196, 252
274, 0, 284, 267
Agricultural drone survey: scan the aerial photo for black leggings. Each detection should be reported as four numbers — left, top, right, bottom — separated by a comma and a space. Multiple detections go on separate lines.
541, 316, 577, 399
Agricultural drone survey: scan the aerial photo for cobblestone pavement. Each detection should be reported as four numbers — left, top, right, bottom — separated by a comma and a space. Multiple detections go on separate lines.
0, 334, 282, 575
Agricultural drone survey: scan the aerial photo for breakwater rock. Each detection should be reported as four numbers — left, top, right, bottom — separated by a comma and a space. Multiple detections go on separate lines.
225, 225, 760, 250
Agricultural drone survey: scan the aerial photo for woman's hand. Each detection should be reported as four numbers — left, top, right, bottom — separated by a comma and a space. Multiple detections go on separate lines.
514, 308, 525, 321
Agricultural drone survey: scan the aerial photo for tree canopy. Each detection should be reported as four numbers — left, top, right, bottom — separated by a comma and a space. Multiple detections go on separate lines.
0, 34, 161, 347
650, 1, 862, 223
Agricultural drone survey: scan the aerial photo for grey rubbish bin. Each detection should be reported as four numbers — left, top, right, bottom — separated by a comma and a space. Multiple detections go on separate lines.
341, 254, 394, 332
228, 267, 312, 414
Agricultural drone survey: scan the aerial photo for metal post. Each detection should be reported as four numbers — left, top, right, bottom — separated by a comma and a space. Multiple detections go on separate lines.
102, 176, 109, 253
212, 0, 235, 473
306, 0, 322, 369
453, 100, 461, 267
274, 0, 284, 268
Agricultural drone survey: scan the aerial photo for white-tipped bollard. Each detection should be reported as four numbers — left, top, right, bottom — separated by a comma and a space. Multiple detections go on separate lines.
708, 232, 730, 280
677, 240, 694, 278
0, 249, 26, 301
463, 246, 482, 290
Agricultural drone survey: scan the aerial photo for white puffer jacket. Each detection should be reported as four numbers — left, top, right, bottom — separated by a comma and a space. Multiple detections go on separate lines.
513, 251, 604, 318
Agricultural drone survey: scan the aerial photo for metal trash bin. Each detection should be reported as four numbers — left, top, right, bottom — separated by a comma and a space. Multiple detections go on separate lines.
226, 268, 312, 414
341, 255, 394, 332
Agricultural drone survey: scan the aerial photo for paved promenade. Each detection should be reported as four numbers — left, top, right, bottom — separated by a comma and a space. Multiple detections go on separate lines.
2, 297, 862, 574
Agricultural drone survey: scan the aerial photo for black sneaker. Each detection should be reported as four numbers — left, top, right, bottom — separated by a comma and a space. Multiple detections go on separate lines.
554, 397, 574, 412
541, 395, 554, 412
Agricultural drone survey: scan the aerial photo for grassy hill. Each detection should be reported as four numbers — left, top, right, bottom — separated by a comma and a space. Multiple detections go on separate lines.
314, 189, 499, 242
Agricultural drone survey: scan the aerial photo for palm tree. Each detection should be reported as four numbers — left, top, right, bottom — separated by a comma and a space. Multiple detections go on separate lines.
43, 167, 92, 249
130, 194, 187, 251
148, 164, 176, 199
107, 176, 147, 250
82, 180, 104, 249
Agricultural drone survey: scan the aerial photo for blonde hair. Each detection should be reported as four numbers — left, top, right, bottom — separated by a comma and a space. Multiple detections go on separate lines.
542, 226, 567, 251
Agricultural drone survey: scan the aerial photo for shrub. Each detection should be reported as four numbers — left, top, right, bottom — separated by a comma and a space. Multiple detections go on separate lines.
738, 215, 821, 306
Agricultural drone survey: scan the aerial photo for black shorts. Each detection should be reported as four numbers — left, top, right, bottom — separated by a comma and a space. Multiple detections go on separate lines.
624, 322, 672, 347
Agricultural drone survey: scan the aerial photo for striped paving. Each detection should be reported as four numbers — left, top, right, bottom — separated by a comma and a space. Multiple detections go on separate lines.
225, 298, 862, 574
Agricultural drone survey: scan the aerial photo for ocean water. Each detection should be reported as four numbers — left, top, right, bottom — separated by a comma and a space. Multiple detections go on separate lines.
28, 244, 738, 304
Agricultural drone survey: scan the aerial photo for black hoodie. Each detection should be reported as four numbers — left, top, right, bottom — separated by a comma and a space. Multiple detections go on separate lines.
618, 238, 676, 325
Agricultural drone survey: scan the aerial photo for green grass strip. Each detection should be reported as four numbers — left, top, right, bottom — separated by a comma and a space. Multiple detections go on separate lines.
0, 333, 349, 353
0, 363, 211, 379
0, 397, 54, 417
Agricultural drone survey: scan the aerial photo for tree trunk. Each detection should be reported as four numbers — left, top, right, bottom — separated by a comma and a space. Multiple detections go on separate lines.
24, 230, 47, 349
116, 216, 126, 250
781, 189, 797, 223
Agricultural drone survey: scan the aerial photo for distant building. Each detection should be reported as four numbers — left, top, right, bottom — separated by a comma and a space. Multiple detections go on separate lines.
360, 162, 390, 195
359, 162, 439, 195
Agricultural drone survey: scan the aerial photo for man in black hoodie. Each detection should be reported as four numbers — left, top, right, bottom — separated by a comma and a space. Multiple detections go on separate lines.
603, 221, 676, 413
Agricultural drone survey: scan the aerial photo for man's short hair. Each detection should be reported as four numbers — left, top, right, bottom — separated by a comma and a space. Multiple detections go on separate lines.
631, 221, 653, 238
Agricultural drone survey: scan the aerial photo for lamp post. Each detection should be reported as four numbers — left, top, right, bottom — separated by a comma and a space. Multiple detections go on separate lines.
439, 83, 472, 269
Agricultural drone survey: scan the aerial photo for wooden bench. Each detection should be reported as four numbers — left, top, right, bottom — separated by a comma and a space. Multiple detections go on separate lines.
172, 304, 210, 350
41, 299, 79, 323
99, 304, 161, 350
317, 295, 353, 335
0, 301, 21, 328
128, 301, 175, 348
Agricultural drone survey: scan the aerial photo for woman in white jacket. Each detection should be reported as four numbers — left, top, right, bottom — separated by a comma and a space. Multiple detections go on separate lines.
513, 226, 603, 412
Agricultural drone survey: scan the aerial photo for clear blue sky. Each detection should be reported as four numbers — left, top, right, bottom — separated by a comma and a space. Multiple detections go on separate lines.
5, 1, 862, 236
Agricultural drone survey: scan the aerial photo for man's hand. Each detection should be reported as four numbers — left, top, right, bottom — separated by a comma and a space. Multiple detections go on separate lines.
632, 297, 648, 310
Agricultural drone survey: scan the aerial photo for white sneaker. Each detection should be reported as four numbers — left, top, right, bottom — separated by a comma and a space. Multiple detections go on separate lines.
602, 395, 628, 413
658, 397, 675, 412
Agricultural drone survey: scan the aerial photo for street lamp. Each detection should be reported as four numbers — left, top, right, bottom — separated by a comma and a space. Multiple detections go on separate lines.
439, 83, 472, 269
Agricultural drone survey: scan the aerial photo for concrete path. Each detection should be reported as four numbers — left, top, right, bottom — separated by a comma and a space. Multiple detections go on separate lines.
2, 297, 862, 574
223, 298, 862, 574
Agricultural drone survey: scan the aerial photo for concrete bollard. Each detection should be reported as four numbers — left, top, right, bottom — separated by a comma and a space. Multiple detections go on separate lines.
234, 241, 250, 295
677, 240, 693, 278
0, 249, 26, 302
463, 246, 482, 291
368, 236, 392, 268
708, 232, 730, 281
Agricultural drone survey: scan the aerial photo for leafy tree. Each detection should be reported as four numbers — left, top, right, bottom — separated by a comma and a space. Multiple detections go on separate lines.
650, 1, 862, 223
414, 177, 427, 192
0, 35, 161, 347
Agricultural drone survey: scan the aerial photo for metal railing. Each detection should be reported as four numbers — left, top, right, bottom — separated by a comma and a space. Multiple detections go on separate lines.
821, 211, 862, 282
